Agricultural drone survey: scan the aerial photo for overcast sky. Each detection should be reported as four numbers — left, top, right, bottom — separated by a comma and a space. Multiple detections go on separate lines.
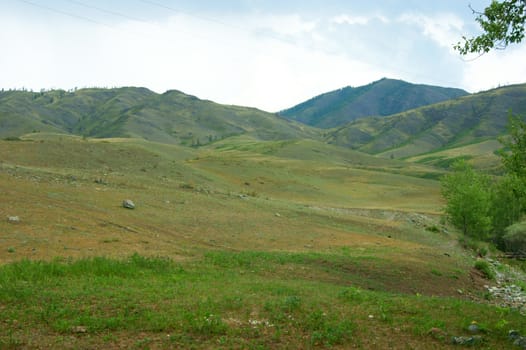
2, 0, 525, 111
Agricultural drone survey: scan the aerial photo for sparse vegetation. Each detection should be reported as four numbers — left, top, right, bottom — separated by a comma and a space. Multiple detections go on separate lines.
1, 87, 526, 348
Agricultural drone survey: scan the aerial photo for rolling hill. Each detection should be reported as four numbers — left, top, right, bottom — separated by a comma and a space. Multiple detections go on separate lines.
2, 80, 526, 348
0, 87, 319, 145
279, 78, 468, 128
1, 133, 524, 349
326, 83, 526, 159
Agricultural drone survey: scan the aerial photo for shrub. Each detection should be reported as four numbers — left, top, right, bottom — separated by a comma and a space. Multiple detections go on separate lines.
474, 260, 495, 280
502, 222, 526, 253
441, 161, 492, 240
179, 182, 195, 190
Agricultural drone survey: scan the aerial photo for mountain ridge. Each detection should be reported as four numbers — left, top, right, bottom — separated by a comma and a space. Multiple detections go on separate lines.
279, 78, 469, 128
325, 82, 526, 158
2, 81, 525, 162
0, 86, 319, 145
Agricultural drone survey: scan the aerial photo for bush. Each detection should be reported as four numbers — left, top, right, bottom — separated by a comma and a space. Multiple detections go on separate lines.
502, 222, 526, 253
458, 236, 491, 257
490, 174, 525, 248
3, 136, 21, 141
474, 260, 495, 280
441, 161, 492, 240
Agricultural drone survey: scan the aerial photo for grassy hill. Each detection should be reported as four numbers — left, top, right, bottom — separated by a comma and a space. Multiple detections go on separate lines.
326, 83, 526, 160
1, 134, 525, 348
0, 87, 319, 145
406, 139, 503, 172
279, 78, 468, 128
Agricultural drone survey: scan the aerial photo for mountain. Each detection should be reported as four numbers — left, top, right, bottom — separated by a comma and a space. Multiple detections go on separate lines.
0, 87, 319, 145
326, 83, 526, 158
279, 78, 469, 128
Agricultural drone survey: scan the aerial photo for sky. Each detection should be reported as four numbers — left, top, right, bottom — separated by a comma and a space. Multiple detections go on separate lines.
1, 0, 526, 112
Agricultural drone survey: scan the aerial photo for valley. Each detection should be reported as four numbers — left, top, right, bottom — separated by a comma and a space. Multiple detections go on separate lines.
1, 80, 526, 348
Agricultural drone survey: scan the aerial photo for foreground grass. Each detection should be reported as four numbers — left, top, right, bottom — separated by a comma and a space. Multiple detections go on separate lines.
1, 253, 524, 349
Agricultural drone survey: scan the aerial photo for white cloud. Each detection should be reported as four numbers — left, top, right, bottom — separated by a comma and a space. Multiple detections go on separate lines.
460, 45, 526, 92
1, 5, 524, 113
0, 11, 388, 111
331, 14, 389, 26
398, 13, 464, 51
332, 14, 369, 25
249, 14, 319, 36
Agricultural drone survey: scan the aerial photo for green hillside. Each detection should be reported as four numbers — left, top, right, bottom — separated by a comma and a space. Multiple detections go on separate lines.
406, 139, 503, 172
279, 78, 468, 128
2, 134, 525, 349
0, 87, 319, 145
327, 83, 526, 159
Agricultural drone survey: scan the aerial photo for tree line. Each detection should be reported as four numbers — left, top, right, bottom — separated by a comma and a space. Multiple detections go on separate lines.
441, 113, 526, 253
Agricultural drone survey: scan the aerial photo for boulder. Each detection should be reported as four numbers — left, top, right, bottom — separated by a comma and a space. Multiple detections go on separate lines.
122, 199, 135, 209
468, 322, 480, 334
7, 216, 20, 223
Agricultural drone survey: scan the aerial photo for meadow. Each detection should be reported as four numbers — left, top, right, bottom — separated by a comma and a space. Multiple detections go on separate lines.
1, 134, 524, 349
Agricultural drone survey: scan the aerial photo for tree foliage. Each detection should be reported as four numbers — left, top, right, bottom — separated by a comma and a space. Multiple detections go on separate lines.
450, 2, 526, 252
502, 221, 526, 253
490, 174, 524, 245
440, 115, 526, 248
455, 0, 526, 54
441, 161, 492, 239
499, 113, 526, 180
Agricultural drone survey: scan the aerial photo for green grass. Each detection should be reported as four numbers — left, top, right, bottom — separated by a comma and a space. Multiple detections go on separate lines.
0, 134, 524, 348
474, 260, 495, 280
1, 253, 524, 349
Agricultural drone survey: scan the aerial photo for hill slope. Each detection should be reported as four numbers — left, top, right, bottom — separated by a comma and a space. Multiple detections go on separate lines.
2, 135, 524, 349
0, 87, 319, 145
279, 78, 468, 128
326, 83, 526, 158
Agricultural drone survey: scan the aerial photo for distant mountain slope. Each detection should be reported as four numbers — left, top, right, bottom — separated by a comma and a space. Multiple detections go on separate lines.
326, 83, 526, 158
0, 87, 319, 145
279, 78, 468, 128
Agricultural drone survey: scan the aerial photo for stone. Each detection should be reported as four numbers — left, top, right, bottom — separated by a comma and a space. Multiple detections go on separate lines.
7, 216, 20, 223
514, 337, 526, 349
467, 322, 480, 334
509, 331, 526, 349
451, 335, 483, 346
122, 199, 135, 209
72, 326, 87, 333
509, 330, 521, 340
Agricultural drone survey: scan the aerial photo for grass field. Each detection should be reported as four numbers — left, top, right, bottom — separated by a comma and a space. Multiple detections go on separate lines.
404, 139, 503, 172
1, 134, 524, 349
